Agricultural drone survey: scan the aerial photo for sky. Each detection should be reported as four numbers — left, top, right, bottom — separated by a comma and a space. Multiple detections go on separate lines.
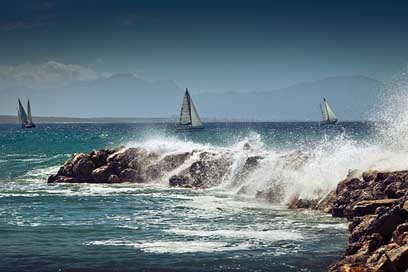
0, 1, 408, 119
1, 0, 408, 92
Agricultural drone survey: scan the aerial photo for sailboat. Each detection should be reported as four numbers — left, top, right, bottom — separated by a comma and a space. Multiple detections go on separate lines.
17, 99, 36, 128
320, 97, 337, 124
176, 88, 204, 130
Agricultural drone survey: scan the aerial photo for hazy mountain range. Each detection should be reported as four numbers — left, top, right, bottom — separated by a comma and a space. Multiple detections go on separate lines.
0, 74, 383, 121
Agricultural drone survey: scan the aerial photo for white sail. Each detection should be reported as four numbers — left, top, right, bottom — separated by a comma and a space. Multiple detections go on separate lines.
178, 88, 203, 129
27, 99, 33, 124
190, 98, 203, 127
18, 99, 28, 125
322, 98, 337, 123
179, 90, 192, 125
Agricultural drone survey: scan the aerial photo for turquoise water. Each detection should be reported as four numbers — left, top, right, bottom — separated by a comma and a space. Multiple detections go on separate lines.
0, 123, 375, 271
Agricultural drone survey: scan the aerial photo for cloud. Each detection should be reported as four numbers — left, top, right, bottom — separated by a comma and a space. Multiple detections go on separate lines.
0, 61, 99, 89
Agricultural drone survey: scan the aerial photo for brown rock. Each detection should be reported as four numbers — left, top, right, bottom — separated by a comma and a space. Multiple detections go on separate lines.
72, 157, 96, 181
392, 223, 408, 245
119, 168, 144, 183
352, 199, 398, 217
91, 165, 113, 183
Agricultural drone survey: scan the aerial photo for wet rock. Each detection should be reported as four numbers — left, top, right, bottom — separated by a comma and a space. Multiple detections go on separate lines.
352, 199, 398, 217
189, 158, 231, 187
72, 156, 95, 181
47, 175, 80, 183
89, 149, 110, 168
169, 175, 192, 187
91, 165, 114, 183
119, 168, 144, 183
107, 174, 120, 183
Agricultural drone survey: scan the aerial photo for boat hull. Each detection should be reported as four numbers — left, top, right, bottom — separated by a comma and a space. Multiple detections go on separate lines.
176, 124, 204, 131
21, 123, 36, 128
321, 120, 337, 125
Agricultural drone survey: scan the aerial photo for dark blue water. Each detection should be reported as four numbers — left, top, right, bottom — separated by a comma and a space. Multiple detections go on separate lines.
0, 122, 372, 271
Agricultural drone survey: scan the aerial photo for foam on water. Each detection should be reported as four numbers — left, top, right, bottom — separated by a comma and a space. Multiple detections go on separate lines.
86, 240, 251, 253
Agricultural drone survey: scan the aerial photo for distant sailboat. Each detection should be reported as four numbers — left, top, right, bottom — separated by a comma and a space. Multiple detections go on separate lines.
176, 88, 204, 130
320, 97, 337, 124
17, 99, 36, 128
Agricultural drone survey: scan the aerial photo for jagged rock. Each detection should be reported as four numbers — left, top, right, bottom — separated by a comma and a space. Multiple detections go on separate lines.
189, 158, 231, 187
90, 149, 110, 168
287, 196, 318, 209
47, 175, 80, 183
119, 168, 144, 183
352, 199, 398, 217
169, 175, 192, 187
315, 190, 336, 213
107, 174, 120, 183
362, 170, 378, 182
392, 223, 408, 245
374, 244, 408, 272
91, 165, 113, 183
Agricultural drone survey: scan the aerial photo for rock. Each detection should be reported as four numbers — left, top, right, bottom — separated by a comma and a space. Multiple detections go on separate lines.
189, 158, 231, 187
352, 199, 398, 217
91, 165, 113, 183
392, 223, 408, 245
169, 175, 192, 187
287, 196, 318, 209
366, 207, 404, 240
72, 156, 95, 181
47, 175, 80, 183
119, 168, 144, 183
374, 244, 408, 272
90, 149, 110, 168
362, 170, 377, 182
107, 174, 120, 183
315, 190, 336, 213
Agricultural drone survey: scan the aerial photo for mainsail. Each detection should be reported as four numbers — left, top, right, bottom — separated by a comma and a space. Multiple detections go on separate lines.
17, 98, 35, 128
321, 97, 337, 123
27, 99, 33, 125
18, 99, 29, 125
178, 88, 203, 129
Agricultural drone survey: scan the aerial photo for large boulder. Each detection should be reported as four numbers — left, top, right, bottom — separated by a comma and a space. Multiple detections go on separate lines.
72, 156, 96, 181
169, 175, 192, 188
119, 168, 144, 183
91, 165, 114, 183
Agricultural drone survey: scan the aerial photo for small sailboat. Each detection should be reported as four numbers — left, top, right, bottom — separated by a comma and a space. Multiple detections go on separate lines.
176, 88, 204, 130
320, 97, 337, 124
17, 99, 36, 128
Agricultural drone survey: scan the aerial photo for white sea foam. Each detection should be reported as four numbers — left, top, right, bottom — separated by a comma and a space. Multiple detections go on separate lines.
166, 229, 303, 241
86, 240, 251, 253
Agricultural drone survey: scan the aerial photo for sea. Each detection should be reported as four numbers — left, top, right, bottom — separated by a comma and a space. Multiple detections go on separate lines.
1, 120, 408, 272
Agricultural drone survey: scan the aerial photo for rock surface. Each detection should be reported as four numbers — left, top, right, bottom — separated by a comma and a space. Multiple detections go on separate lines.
48, 147, 233, 187
290, 170, 408, 271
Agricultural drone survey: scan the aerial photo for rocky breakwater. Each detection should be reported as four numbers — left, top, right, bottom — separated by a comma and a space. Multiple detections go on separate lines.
48, 146, 246, 188
290, 170, 408, 271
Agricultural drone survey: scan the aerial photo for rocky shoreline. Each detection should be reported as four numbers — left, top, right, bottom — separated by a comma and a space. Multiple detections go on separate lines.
48, 147, 408, 271
291, 170, 408, 271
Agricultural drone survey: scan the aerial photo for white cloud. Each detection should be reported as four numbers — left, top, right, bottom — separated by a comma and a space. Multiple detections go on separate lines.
0, 61, 99, 89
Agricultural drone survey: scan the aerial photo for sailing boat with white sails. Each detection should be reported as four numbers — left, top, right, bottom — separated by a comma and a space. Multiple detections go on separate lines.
176, 88, 204, 130
320, 97, 337, 124
17, 99, 36, 128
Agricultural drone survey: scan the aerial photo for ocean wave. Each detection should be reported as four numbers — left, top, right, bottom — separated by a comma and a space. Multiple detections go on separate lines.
166, 229, 303, 241
85, 240, 251, 253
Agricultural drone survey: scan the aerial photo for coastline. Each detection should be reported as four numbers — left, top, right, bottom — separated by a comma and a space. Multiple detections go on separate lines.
48, 145, 408, 271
